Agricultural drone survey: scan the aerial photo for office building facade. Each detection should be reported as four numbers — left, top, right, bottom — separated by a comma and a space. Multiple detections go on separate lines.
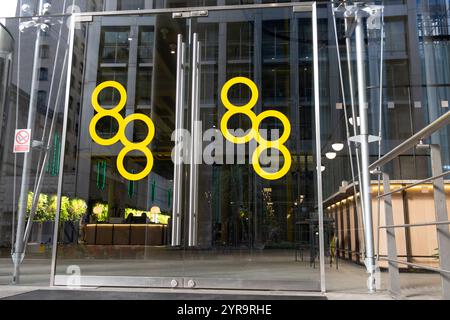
0, 0, 449, 292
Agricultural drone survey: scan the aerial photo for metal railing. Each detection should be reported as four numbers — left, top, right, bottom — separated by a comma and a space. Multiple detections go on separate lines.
371, 111, 450, 299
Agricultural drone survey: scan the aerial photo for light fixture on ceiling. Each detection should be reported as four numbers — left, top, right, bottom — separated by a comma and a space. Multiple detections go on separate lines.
326, 152, 337, 160
349, 117, 361, 127
332, 143, 345, 152
169, 43, 177, 55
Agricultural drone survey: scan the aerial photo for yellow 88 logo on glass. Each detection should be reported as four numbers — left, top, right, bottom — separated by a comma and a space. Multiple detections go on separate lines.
89, 81, 155, 181
220, 77, 292, 180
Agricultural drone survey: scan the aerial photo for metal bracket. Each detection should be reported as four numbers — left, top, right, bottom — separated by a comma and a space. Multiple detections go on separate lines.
345, 18, 357, 38
348, 135, 381, 144
293, 5, 312, 13
334, 3, 384, 31
172, 10, 208, 19
32, 140, 44, 148
74, 15, 93, 23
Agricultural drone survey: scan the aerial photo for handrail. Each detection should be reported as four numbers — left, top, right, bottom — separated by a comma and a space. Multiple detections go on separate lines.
377, 171, 450, 199
369, 111, 450, 170
379, 221, 450, 230
379, 258, 450, 275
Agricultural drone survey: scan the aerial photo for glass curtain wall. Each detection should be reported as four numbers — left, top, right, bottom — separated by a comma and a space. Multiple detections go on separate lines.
48, 3, 323, 291
1, 0, 449, 289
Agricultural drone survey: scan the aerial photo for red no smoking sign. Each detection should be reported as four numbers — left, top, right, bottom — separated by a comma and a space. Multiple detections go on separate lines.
14, 129, 31, 153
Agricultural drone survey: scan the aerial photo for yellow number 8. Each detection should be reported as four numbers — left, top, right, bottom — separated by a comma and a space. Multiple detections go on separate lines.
89, 81, 155, 181
220, 77, 259, 144
220, 77, 292, 181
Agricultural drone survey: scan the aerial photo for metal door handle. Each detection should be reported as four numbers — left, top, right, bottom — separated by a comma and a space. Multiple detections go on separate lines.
188, 33, 200, 247
172, 34, 185, 247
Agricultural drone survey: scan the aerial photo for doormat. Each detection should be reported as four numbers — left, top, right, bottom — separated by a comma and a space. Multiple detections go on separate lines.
3, 290, 327, 300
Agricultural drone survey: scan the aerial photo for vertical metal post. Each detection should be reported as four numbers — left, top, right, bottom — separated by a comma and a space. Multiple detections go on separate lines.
188, 33, 200, 247
12, 0, 44, 284
312, 2, 326, 294
172, 34, 185, 247
382, 172, 401, 296
50, 13, 76, 287
344, 17, 366, 238
355, 10, 376, 292
430, 145, 450, 300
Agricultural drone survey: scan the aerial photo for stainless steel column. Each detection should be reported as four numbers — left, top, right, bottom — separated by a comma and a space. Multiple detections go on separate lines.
355, 11, 376, 292
188, 33, 200, 247
312, 3, 326, 294
172, 34, 186, 247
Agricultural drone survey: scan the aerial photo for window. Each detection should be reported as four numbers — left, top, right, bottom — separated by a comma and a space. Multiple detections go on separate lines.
262, 20, 290, 61
227, 22, 253, 61
100, 27, 130, 63
96, 68, 128, 138
97, 68, 128, 105
138, 27, 154, 63
385, 18, 407, 55
37, 90, 47, 110
39, 67, 48, 81
137, 67, 152, 105
118, 0, 145, 10
39, 45, 50, 58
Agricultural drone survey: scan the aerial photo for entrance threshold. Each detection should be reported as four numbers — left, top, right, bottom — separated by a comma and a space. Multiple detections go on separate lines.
4, 287, 327, 300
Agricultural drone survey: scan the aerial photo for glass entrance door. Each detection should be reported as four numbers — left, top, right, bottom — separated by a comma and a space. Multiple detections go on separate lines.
181, 4, 323, 291
53, 2, 324, 292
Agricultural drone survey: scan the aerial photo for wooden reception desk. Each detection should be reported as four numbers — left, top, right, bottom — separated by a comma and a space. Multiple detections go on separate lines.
85, 224, 167, 246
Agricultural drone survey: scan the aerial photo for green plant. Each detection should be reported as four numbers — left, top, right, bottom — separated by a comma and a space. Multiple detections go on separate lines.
26, 192, 50, 222
69, 198, 88, 221
26, 192, 87, 222
92, 203, 109, 223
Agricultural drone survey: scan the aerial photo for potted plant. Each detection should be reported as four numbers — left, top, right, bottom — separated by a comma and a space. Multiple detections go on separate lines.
27, 192, 87, 245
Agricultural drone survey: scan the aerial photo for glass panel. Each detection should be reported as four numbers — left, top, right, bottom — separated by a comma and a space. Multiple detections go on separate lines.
0, 14, 71, 284
185, 6, 321, 290
53, 13, 188, 283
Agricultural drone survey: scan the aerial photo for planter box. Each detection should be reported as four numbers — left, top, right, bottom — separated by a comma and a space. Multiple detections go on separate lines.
30, 221, 54, 244
29, 221, 79, 244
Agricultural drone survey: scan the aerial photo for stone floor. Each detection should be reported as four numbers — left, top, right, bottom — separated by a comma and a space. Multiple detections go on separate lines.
0, 248, 444, 300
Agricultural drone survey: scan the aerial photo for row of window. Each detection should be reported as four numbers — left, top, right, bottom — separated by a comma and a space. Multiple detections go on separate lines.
100, 27, 154, 64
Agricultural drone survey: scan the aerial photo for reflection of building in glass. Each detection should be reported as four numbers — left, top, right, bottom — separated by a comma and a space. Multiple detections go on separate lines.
70, 0, 450, 253
0, 0, 103, 246
0, 0, 448, 290
0, 24, 14, 247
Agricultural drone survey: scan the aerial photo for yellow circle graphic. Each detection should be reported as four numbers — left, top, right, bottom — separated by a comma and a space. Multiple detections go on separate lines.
90, 81, 155, 181
220, 77, 259, 144
117, 145, 154, 181
220, 109, 258, 145
221, 77, 259, 111
252, 145, 292, 181
91, 81, 127, 114
89, 111, 124, 146
120, 113, 155, 147
220, 77, 293, 180
254, 110, 291, 147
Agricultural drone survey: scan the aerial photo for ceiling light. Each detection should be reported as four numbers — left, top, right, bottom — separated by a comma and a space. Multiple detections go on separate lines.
349, 117, 361, 127
332, 143, 345, 152
326, 152, 337, 160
